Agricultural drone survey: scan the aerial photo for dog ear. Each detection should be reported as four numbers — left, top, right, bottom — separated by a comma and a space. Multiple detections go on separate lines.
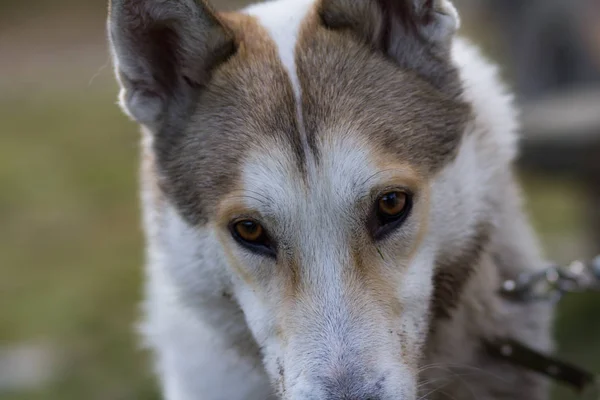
319, 0, 460, 95
107, 0, 235, 127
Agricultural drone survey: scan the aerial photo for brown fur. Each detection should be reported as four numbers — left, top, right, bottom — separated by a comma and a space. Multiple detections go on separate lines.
295, 8, 470, 175
155, 12, 305, 225
431, 222, 491, 320
318, 0, 464, 95
138, 3, 470, 228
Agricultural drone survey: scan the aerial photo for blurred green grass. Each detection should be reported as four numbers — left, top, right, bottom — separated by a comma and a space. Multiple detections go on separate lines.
0, 86, 159, 400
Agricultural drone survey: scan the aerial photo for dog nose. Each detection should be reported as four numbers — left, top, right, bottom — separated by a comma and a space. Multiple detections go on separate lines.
321, 387, 383, 399
324, 396, 380, 400
319, 373, 383, 400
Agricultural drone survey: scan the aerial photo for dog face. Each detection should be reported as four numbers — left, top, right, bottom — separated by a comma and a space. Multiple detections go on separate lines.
108, 0, 497, 398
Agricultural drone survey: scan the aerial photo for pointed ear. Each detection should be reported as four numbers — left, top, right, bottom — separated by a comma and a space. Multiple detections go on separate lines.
319, 0, 461, 95
107, 0, 235, 127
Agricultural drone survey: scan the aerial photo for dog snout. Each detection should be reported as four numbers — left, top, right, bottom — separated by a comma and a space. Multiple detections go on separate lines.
324, 397, 380, 400
321, 389, 382, 400
318, 371, 384, 400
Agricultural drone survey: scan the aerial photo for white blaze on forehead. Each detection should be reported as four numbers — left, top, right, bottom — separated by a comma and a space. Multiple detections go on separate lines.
244, 0, 316, 174
244, 0, 314, 98
242, 0, 379, 220
240, 134, 378, 219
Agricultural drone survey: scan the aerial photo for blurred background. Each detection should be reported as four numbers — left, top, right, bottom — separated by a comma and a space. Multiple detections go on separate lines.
0, 0, 599, 399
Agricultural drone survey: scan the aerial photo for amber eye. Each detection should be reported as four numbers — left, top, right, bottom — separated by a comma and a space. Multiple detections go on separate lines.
378, 191, 407, 217
235, 220, 264, 242
231, 219, 275, 256
371, 191, 412, 240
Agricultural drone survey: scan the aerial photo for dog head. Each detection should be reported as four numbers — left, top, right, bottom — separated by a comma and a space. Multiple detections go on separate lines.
108, 0, 510, 398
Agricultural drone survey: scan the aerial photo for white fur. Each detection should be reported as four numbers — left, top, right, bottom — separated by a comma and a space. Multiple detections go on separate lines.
245, 0, 313, 97
238, 133, 424, 399
130, 1, 549, 399
245, 0, 317, 176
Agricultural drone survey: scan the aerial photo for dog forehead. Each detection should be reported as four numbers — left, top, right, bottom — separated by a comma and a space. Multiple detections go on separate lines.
159, 1, 468, 225
240, 134, 379, 217
241, 0, 468, 175
235, 0, 467, 197
293, 12, 469, 173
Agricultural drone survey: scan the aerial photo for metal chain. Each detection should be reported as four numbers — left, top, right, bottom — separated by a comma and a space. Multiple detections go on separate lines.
500, 255, 600, 303
498, 255, 600, 398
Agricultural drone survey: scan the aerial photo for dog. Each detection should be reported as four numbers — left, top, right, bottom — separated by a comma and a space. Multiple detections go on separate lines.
107, 0, 554, 398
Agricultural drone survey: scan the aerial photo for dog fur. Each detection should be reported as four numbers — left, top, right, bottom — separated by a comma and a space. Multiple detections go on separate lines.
107, 0, 554, 399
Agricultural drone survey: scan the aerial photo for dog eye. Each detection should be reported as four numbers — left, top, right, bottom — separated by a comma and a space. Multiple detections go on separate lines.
230, 219, 275, 257
371, 191, 412, 240
235, 220, 264, 242
378, 192, 407, 217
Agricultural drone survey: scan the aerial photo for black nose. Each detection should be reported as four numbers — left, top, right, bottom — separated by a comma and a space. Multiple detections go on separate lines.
320, 372, 382, 400
340, 397, 379, 400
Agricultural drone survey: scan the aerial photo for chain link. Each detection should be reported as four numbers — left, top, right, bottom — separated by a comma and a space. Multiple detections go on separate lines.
500, 255, 600, 303
499, 255, 600, 398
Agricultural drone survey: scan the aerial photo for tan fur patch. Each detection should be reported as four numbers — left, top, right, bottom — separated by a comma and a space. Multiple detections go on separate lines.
215, 225, 257, 288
